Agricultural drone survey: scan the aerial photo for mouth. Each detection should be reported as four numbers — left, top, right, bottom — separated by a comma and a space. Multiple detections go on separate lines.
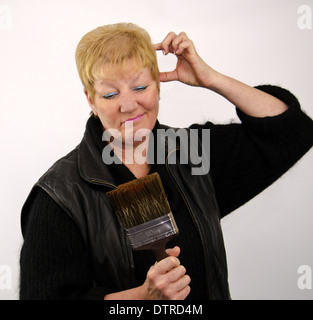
124, 113, 145, 123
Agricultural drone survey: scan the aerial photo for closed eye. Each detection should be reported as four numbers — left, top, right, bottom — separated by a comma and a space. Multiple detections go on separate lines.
103, 92, 118, 99
132, 86, 147, 92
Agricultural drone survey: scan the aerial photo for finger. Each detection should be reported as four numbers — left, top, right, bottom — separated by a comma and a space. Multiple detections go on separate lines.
155, 255, 180, 274
165, 265, 187, 284
159, 70, 178, 83
174, 274, 191, 292
153, 42, 163, 51
154, 43, 167, 57
165, 246, 180, 257
175, 39, 194, 56
165, 274, 191, 300
171, 32, 188, 53
156, 31, 177, 55
174, 284, 191, 300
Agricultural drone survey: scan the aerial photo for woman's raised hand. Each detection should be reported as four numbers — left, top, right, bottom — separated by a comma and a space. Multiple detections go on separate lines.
154, 31, 217, 88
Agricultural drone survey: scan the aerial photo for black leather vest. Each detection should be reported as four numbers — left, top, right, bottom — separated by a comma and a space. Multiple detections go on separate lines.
21, 121, 231, 299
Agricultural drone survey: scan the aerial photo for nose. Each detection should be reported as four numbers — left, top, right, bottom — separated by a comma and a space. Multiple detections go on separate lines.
119, 92, 138, 113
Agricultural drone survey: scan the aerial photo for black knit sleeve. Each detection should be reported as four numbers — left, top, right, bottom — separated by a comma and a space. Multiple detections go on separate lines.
191, 85, 313, 218
20, 187, 110, 300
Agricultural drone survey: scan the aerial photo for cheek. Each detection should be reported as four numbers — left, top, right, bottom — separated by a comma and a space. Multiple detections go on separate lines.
94, 101, 120, 127
94, 98, 115, 116
144, 92, 159, 111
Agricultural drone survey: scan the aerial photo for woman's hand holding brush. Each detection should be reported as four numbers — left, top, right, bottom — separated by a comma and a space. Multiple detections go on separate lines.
105, 174, 190, 300
104, 246, 191, 300
138, 246, 191, 300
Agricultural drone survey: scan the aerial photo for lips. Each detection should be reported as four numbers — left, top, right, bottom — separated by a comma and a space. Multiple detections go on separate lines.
124, 114, 145, 123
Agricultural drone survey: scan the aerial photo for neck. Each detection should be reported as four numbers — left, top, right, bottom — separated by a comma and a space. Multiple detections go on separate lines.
109, 137, 151, 178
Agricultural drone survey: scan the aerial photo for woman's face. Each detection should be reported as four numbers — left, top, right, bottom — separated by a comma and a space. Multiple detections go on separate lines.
86, 63, 160, 146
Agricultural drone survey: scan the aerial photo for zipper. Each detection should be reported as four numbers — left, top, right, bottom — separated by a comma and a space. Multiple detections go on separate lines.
89, 178, 136, 287
90, 179, 117, 189
165, 148, 212, 299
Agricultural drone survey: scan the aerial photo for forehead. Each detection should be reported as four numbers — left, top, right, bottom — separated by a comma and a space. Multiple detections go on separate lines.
94, 65, 152, 89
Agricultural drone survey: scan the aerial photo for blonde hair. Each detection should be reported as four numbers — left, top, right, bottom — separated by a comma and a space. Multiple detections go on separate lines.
75, 23, 159, 101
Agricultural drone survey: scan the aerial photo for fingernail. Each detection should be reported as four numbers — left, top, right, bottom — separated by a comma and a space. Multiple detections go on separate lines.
162, 50, 166, 55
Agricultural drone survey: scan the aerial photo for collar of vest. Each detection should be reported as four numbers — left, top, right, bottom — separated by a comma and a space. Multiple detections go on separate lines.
77, 120, 119, 187
77, 119, 176, 187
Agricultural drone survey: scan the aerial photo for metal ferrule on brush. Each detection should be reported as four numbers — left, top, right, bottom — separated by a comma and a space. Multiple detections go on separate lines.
126, 212, 178, 249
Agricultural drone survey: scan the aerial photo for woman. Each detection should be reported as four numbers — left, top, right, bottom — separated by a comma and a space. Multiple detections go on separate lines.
20, 23, 313, 300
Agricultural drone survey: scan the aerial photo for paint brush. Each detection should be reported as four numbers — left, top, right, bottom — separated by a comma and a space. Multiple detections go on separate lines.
106, 172, 179, 261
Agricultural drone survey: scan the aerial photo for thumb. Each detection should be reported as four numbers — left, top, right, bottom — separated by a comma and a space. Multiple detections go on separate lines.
159, 70, 178, 83
165, 246, 180, 257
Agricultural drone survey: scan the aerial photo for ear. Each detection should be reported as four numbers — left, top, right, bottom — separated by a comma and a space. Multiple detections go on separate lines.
84, 89, 97, 116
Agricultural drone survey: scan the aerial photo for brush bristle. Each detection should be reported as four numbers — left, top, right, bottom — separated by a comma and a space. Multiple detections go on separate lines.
106, 172, 171, 229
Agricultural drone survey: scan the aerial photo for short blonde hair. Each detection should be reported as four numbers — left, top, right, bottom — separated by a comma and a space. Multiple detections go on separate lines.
75, 23, 159, 101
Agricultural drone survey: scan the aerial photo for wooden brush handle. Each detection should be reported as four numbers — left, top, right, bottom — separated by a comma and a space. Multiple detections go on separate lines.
150, 236, 177, 261
152, 247, 168, 262
134, 233, 178, 262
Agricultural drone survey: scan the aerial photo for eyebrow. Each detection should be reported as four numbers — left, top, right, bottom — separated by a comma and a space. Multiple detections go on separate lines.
98, 69, 146, 86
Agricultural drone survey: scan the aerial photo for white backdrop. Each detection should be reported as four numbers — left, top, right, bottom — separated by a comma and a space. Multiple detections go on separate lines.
1, 0, 312, 300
